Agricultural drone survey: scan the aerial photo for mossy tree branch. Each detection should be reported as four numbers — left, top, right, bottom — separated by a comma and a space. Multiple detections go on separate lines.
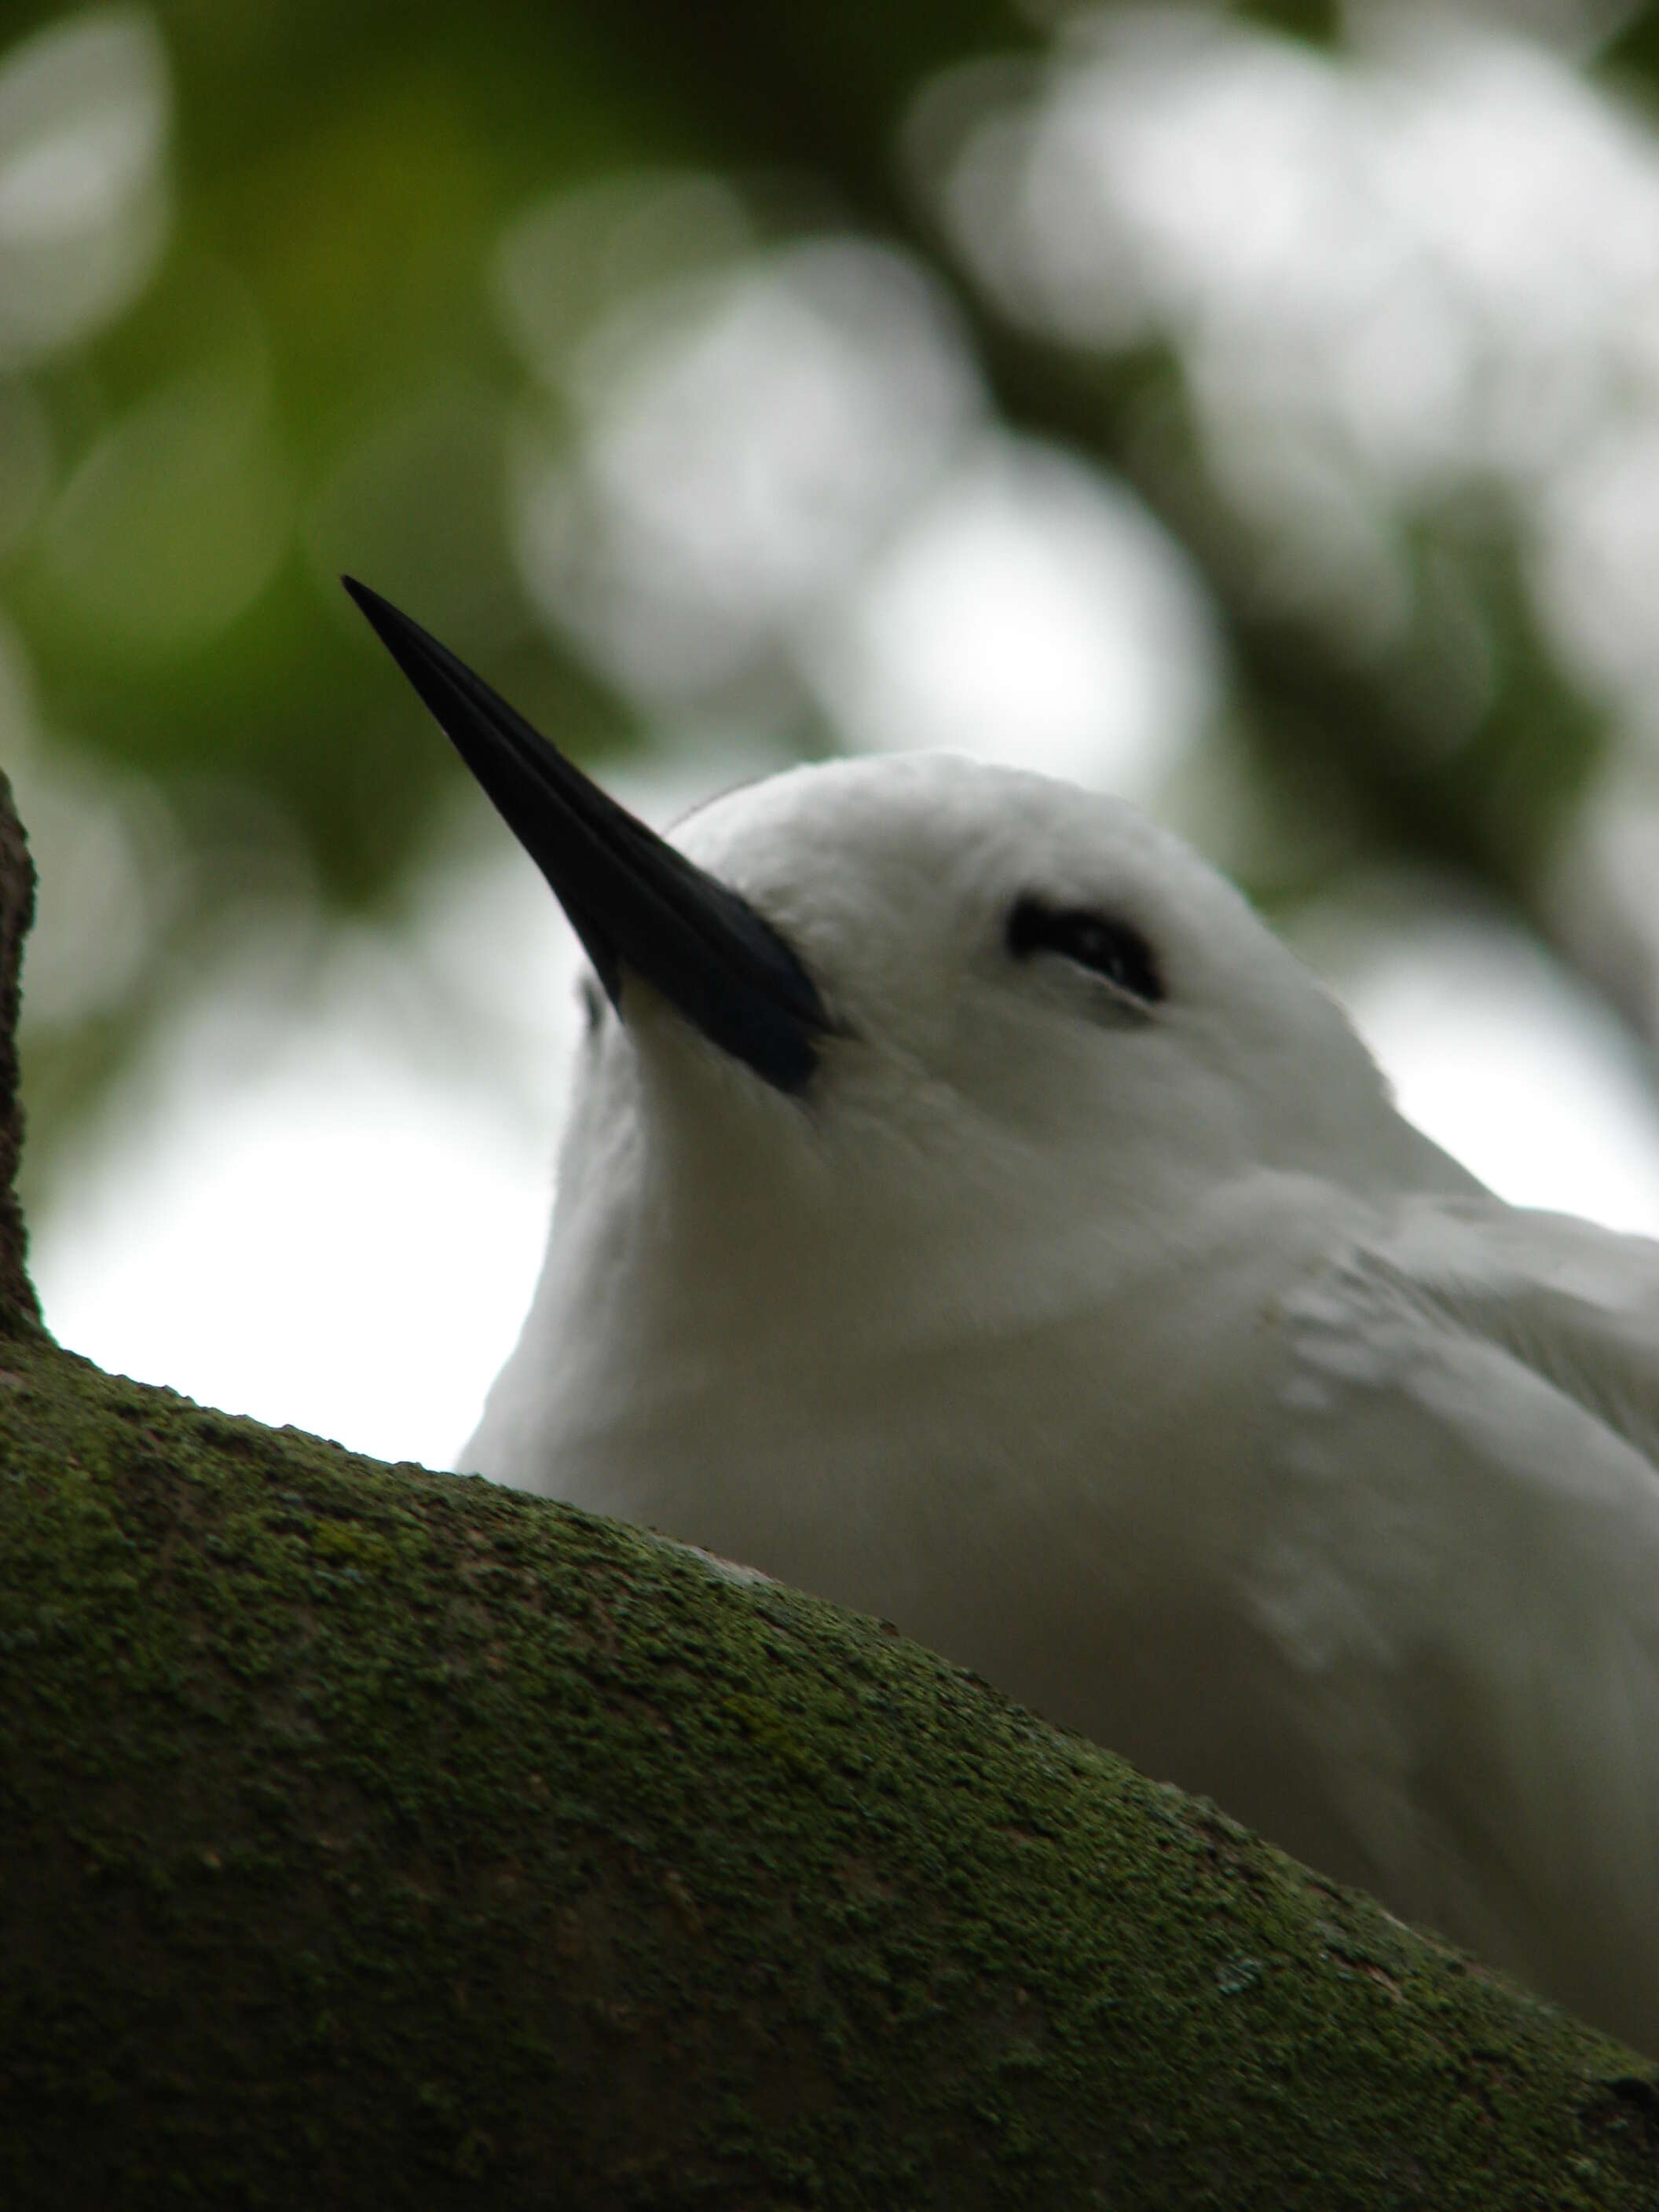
2, 788, 1656, 2207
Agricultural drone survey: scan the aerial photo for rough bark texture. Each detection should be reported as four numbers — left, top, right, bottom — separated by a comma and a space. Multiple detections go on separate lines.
0, 771, 40, 1339
2, 798, 1657, 2208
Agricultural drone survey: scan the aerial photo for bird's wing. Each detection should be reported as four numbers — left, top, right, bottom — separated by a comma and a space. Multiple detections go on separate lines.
1262, 1194, 1659, 2050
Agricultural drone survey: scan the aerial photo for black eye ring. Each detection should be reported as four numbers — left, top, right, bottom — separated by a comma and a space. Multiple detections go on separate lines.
1006, 896, 1163, 1005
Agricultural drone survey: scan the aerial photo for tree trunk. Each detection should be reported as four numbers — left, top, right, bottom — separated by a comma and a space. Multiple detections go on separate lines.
2, 778, 1655, 2209
0, 772, 40, 1341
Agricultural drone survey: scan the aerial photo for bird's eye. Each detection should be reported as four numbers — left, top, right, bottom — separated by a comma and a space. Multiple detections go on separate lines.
579, 975, 606, 1034
1006, 896, 1163, 1005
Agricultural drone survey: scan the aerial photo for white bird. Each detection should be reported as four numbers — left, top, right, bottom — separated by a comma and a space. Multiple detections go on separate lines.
347, 578, 1659, 2056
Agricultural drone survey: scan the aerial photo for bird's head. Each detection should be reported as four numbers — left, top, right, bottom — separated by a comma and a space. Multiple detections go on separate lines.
661, 753, 1401, 1192
351, 579, 1415, 1185
346, 581, 1437, 1279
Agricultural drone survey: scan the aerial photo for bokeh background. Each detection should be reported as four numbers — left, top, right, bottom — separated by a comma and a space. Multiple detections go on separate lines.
13, 0, 1659, 1469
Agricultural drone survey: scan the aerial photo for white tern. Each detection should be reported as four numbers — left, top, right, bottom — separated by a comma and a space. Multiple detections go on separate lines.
348, 578, 1659, 2055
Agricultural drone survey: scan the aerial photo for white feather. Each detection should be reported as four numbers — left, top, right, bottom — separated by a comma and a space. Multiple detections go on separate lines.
465, 752, 1659, 2053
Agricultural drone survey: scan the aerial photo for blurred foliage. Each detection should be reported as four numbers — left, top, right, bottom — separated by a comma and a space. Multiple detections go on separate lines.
9, 0, 1659, 1202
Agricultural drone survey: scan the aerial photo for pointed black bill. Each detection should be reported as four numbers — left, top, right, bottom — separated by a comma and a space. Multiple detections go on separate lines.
343, 579, 830, 1093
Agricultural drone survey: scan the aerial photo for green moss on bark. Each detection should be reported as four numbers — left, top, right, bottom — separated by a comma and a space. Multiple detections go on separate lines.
2, 1329, 1656, 2209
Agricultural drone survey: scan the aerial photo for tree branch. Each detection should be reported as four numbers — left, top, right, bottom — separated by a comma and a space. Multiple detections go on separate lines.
5, 1328, 1659, 2207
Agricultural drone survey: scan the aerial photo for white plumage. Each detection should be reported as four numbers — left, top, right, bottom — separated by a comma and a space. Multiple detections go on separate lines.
463, 753, 1659, 2053
464, 760, 1659, 2053
343, 584, 1659, 2056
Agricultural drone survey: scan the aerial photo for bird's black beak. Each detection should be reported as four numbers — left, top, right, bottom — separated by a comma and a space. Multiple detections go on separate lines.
343, 580, 830, 1094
